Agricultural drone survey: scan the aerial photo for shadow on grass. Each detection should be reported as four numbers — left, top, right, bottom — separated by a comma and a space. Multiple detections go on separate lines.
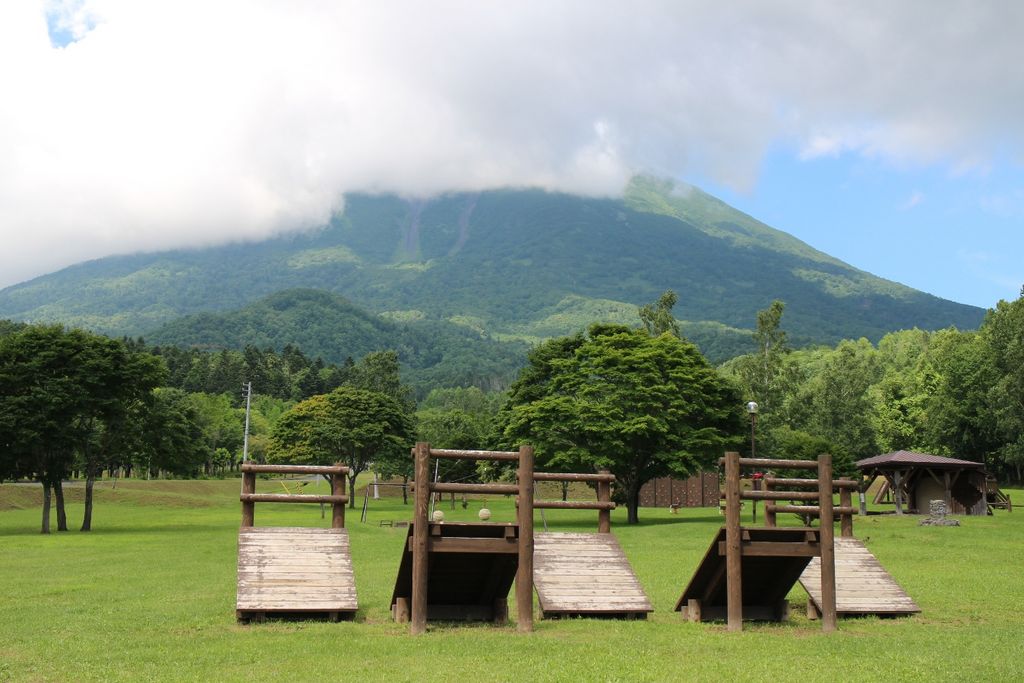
0, 522, 234, 538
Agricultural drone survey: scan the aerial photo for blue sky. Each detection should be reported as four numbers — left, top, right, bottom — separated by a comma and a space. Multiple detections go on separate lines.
691, 151, 1024, 309
2, 2, 1022, 313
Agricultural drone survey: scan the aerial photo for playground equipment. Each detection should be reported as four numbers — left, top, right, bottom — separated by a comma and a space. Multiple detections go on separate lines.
236, 463, 357, 622
390, 443, 652, 633
391, 444, 535, 634
532, 471, 652, 619
675, 452, 845, 632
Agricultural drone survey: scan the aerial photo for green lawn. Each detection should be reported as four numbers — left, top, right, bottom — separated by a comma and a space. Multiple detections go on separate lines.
1, 478, 1022, 682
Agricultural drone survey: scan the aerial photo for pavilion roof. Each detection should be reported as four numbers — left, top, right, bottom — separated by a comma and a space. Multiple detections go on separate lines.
856, 450, 984, 471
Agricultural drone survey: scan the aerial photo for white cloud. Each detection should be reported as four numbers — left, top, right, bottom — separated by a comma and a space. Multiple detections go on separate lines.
2, 1, 1024, 287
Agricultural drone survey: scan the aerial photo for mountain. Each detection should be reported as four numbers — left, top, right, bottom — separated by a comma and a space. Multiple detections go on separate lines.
0, 176, 984, 361
146, 288, 527, 392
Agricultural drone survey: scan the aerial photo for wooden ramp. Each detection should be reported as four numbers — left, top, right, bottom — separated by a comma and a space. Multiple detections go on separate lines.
390, 522, 519, 622
800, 537, 920, 617
675, 527, 820, 622
533, 532, 652, 618
236, 526, 358, 622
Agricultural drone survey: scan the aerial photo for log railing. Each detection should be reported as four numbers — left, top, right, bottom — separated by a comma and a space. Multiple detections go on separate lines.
530, 471, 616, 532
240, 463, 349, 529
721, 452, 839, 633
410, 443, 535, 635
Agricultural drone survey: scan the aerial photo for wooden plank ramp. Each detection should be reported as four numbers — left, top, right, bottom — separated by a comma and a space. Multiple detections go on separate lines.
533, 532, 652, 618
800, 536, 919, 617
236, 527, 358, 622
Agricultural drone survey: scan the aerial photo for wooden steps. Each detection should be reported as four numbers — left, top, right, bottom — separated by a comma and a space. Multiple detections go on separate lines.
236, 526, 358, 622
800, 536, 919, 617
533, 532, 652, 618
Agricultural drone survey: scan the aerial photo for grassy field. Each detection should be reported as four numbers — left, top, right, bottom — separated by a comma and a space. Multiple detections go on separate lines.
1, 477, 1022, 682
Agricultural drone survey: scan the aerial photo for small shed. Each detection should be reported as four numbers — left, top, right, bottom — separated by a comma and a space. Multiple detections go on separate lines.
856, 451, 988, 516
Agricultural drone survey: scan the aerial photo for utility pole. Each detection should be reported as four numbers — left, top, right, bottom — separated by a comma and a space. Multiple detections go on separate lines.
242, 382, 253, 464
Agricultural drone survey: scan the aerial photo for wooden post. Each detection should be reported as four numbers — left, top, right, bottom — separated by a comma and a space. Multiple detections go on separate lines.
331, 465, 345, 529
763, 475, 776, 528
817, 454, 837, 633
411, 442, 431, 634
516, 445, 535, 633
893, 471, 904, 515
597, 469, 612, 533
241, 470, 255, 527
839, 486, 853, 538
724, 451, 743, 632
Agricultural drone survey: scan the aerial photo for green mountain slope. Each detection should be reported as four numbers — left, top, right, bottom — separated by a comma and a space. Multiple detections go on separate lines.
0, 178, 984, 358
146, 289, 528, 392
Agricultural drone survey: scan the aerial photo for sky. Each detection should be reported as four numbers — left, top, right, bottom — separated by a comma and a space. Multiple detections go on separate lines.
1, 1, 1022, 309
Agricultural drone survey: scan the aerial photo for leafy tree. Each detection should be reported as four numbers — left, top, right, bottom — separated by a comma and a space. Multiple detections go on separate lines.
638, 290, 681, 338
269, 387, 415, 507
0, 325, 164, 532
981, 289, 1024, 479
500, 324, 742, 523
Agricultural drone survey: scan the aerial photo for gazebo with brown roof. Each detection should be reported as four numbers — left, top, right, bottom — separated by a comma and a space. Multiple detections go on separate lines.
856, 451, 988, 516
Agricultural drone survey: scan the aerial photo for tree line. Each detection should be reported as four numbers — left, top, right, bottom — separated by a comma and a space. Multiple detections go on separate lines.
4, 286, 1022, 533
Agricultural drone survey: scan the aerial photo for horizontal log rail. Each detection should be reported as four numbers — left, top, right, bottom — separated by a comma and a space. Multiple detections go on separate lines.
764, 477, 858, 490
533, 472, 616, 483
530, 500, 616, 511
719, 457, 828, 470
413, 482, 520, 496
240, 493, 349, 505
241, 463, 350, 475
422, 448, 521, 461
739, 490, 822, 501
765, 504, 857, 516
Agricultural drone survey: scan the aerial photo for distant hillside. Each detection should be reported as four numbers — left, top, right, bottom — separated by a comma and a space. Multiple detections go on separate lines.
0, 177, 985, 361
145, 289, 528, 393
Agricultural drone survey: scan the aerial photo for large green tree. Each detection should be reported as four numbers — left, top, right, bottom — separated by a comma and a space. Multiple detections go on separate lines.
0, 325, 164, 533
500, 324, 742, 523
269, 386, 414, 507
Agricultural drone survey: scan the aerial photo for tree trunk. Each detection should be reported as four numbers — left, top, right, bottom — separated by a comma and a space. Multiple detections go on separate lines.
349, 467, 362, 509
626, 482, 640, 524
402, 476, 409, 505
41, 481, 51, 534
81, 467, 96, 531
54, 479, 68, 531
561, 481, 569, 502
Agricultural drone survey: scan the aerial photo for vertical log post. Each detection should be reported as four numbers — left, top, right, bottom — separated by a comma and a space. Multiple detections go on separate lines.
516, 445, 535, 633
724, 451, 743, 632
597, 469, 612, 533
241, 470, 255, 528
893, 471, 904, 515
763, 475, 776, 528
817, 454, 837, 633
839, 486, 853, 538
332, 465, 345, 529
411, 442, 431, 635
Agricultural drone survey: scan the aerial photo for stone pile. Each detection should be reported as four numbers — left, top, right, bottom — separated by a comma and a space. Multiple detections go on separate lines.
918, 499, 960, 526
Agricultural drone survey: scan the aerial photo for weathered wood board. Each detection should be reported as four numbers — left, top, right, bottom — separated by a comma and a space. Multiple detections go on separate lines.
390, 522, 519, 622
674, 526, 819, 622
800, 536, 920, 616
534, 532, 652, 618
236, 526, 358, 621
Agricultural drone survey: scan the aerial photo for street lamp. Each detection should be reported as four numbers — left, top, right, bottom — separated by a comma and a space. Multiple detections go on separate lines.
746, 401, 759, 522
746, 401, 758, 459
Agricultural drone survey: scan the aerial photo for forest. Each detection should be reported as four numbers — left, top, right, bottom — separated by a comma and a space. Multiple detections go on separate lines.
2, 286, 1022, 532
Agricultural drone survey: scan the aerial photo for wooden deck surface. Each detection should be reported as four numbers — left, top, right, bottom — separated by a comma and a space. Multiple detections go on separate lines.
800, 536, 920, 616
533, 532, 652, 617
236, 527, 357, 618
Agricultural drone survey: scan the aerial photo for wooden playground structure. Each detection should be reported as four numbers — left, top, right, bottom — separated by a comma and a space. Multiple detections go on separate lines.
236, 462, 357, 622
676, 452, 846, 632
389, 443, 651, 634
676, 451, 919, 631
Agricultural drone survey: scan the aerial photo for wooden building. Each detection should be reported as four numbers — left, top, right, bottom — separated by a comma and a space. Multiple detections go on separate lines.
856, 451, 988, 516
639, 472, 719, 508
